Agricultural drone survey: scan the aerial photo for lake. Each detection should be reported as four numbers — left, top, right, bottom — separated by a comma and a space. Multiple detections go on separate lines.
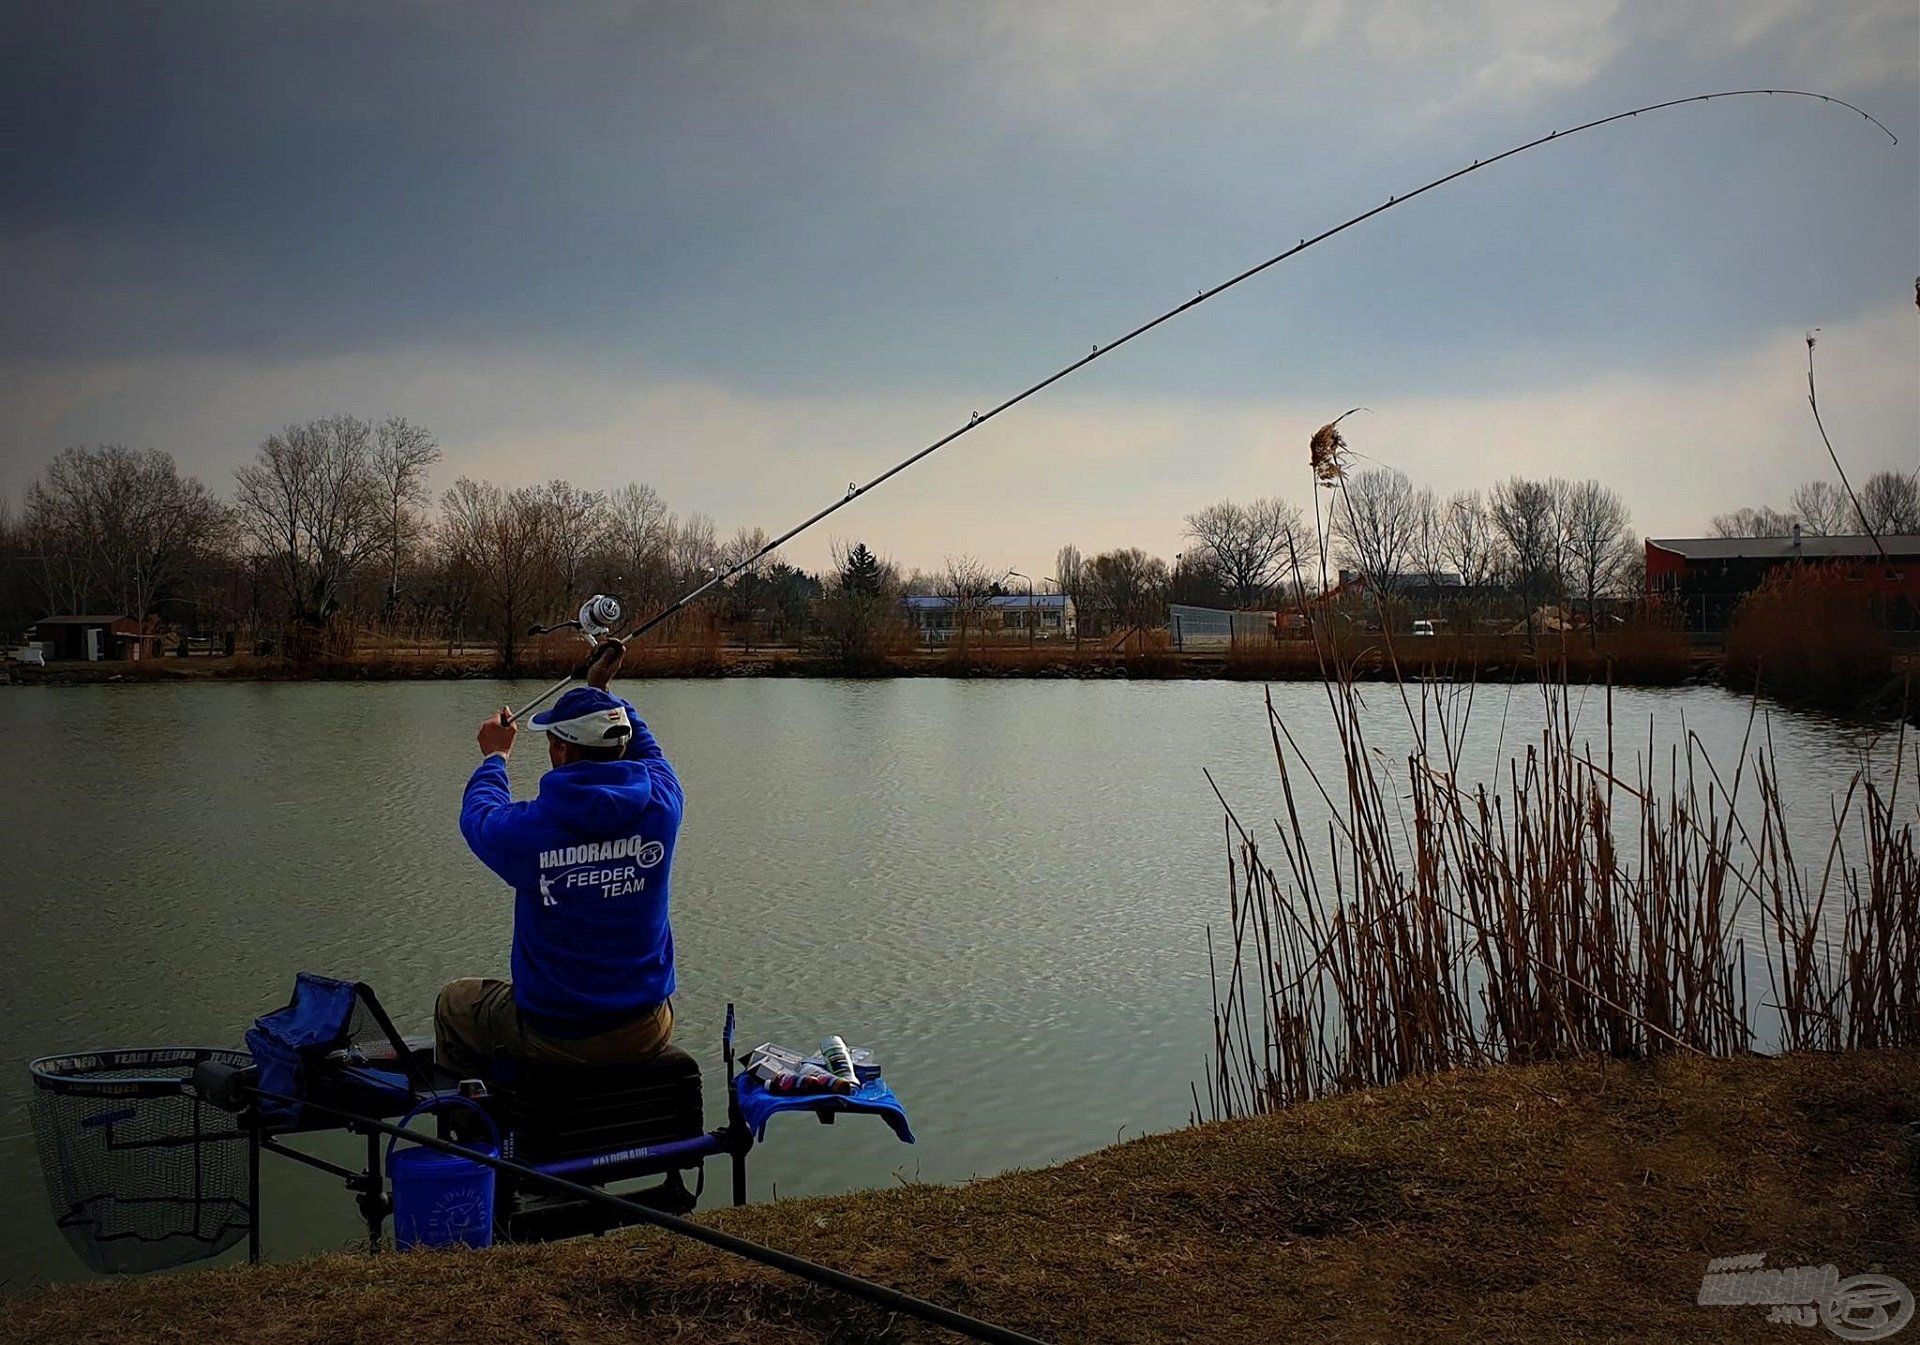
0, 677, 1895, 1287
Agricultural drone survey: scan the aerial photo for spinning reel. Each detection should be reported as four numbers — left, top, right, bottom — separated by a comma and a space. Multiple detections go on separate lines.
527, 594, 623, 647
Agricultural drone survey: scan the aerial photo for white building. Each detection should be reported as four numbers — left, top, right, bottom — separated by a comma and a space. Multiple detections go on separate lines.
902, 593, 1077, 643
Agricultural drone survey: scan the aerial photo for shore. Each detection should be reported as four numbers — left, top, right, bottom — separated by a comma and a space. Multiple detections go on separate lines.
8, 641, 1913, 720
6, 1050, 1915, 1344
0, 636, 1721, 686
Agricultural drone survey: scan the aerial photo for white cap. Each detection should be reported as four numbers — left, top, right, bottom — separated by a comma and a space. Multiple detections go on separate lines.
529, 688, 633, 747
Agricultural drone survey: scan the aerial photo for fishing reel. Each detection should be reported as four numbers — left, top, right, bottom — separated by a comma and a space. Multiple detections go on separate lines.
527, 594, 623, 647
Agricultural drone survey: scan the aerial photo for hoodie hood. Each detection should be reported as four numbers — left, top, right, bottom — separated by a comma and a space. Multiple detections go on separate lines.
537, 758, 657, 837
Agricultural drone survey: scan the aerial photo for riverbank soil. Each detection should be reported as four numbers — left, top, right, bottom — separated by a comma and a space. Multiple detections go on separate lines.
6, 1050, 1915, 1344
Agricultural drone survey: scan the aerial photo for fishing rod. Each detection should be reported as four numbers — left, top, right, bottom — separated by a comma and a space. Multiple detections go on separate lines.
509, 87, 1895, 725
245, 1083, 1049, 1345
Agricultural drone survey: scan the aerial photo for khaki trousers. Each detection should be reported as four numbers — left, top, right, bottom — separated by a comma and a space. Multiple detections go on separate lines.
433, 977, 673, 1078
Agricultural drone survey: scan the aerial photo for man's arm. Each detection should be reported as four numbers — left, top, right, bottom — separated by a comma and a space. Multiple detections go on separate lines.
460, 708, 525, 882
587, 641, 680, 804
586, 640, 662, 761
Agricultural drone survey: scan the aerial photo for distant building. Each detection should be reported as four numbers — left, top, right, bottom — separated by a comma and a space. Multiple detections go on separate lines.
1644, 531, 1920, 631
901, 593, 1076, 642
29, 614, 164, 662
1295, 570, 1506, 632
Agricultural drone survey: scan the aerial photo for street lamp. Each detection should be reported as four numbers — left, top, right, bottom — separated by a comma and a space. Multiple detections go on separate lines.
1007, 569, 1036, 649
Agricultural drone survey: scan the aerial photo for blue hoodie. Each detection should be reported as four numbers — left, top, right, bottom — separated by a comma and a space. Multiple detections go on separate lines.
459, 697, 683, 1037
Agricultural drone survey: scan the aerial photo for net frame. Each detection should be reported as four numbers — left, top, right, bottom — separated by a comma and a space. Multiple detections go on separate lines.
30, 1047, 256, 1274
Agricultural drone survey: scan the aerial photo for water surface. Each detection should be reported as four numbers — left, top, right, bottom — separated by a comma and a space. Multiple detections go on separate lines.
0, 678, 1893, 1286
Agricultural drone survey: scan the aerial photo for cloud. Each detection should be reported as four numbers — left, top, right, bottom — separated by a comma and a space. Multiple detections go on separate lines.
5, 302, 1910, 576
1668, 0, 1920, 89
1, 0, 1911, 583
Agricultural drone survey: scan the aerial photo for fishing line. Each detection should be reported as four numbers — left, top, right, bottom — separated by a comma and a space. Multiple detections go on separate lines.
510, 87, 1894, 723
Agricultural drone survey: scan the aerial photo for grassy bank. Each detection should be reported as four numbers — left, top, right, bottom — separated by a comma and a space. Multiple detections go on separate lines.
6, 1050, 1915, 1344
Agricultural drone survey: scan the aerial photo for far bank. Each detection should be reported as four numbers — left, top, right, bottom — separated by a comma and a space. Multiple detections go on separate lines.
6, 637, 1913, 721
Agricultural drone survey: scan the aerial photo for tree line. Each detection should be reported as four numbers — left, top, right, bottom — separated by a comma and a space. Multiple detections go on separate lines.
0, 417, 817, 664
1044, 471, 1645, 640
1709, 471, 1920, 540
3, 418, 1914, 660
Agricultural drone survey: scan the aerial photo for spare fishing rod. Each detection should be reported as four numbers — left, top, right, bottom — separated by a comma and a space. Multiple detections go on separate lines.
242, 1082, 1049, 1345
508, 86, 1893, 724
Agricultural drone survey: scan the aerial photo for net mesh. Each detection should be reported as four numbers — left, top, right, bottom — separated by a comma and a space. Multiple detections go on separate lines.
30, 1048, 253, 1274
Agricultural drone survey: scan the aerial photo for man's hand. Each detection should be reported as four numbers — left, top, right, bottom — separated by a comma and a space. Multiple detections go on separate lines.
586, 638, 626, 690
477, 707, 517, 759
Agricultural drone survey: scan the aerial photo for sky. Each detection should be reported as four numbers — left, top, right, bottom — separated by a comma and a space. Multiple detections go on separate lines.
2, 1, 1916, 578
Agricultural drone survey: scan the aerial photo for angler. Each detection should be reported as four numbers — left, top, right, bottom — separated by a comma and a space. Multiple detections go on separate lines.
440, 637, 683, 1077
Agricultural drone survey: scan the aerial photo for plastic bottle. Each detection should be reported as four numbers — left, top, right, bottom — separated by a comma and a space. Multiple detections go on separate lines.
820, 1035, 860, 1089
770, 1065, 842, 1094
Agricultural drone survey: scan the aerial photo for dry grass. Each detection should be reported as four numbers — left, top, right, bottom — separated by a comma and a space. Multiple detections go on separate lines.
1726, 563, 1896, 704
1218, 627, 1693, 685
5, 1050, 1914, 1345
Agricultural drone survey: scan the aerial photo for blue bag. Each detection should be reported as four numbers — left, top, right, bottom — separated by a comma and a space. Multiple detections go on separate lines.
244, 973, 363, 1127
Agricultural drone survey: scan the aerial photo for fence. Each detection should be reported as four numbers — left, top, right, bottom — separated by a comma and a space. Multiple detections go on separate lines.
1167, 604, 1273, 651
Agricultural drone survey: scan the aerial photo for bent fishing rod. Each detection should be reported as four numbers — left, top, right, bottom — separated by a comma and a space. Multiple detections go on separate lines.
246, 1083, 1049, 1345
509, 86, 1895, 725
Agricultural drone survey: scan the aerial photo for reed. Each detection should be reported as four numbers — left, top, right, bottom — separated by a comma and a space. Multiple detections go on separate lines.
1200, 659, 1916, 1122
1725, 562, 1894, 702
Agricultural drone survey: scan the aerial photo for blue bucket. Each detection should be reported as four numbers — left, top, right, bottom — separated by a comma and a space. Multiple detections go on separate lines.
386, 1096, 500, 1251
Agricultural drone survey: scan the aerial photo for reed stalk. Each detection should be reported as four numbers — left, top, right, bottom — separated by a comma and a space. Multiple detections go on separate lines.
1201, 661, 1917, 1120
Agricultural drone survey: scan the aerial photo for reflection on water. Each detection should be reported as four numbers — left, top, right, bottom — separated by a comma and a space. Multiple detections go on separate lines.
0, 678, 1895, 1285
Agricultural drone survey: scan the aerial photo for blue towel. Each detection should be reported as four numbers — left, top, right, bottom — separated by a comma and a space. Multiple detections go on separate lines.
734, 1072, 915, 1144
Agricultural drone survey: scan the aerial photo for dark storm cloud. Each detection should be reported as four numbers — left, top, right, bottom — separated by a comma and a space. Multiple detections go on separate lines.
1, 2, 1914, 559
6, 2, 1912, 390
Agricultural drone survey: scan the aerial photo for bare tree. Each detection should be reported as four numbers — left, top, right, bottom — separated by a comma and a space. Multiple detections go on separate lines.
26, 446, 228, 624
1560, 479, 1633, 642
1440, 491, 1499, 585
1331, 468, 1427, 600
936, 554, 998, 650
233, 416, 387, 633
370, 417, 440, 624
1054, 543, 1087, 649
1489, 477, 1565, 639
1437, 491, 1501, 627
1182, 497, 1303, 609
669, 512, 718, 589
1709, 505, 1798, 538
0, 492, 40, 635
715, 525, 777, 636
1169, 549, 1225, 608
1084, 548, 1170, 640
718, 525, 774, 574
1858, 470, 1920, 534
439, 478, 554, 669
1410, 490, 1449, 591
23, 452, 105, 615
539, 480, 609, 601
1787, 480, 1853, 536
605, 482, 672, 606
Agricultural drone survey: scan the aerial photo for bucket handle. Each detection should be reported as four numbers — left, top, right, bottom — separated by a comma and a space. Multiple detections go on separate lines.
385, 1095, 501, 1168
